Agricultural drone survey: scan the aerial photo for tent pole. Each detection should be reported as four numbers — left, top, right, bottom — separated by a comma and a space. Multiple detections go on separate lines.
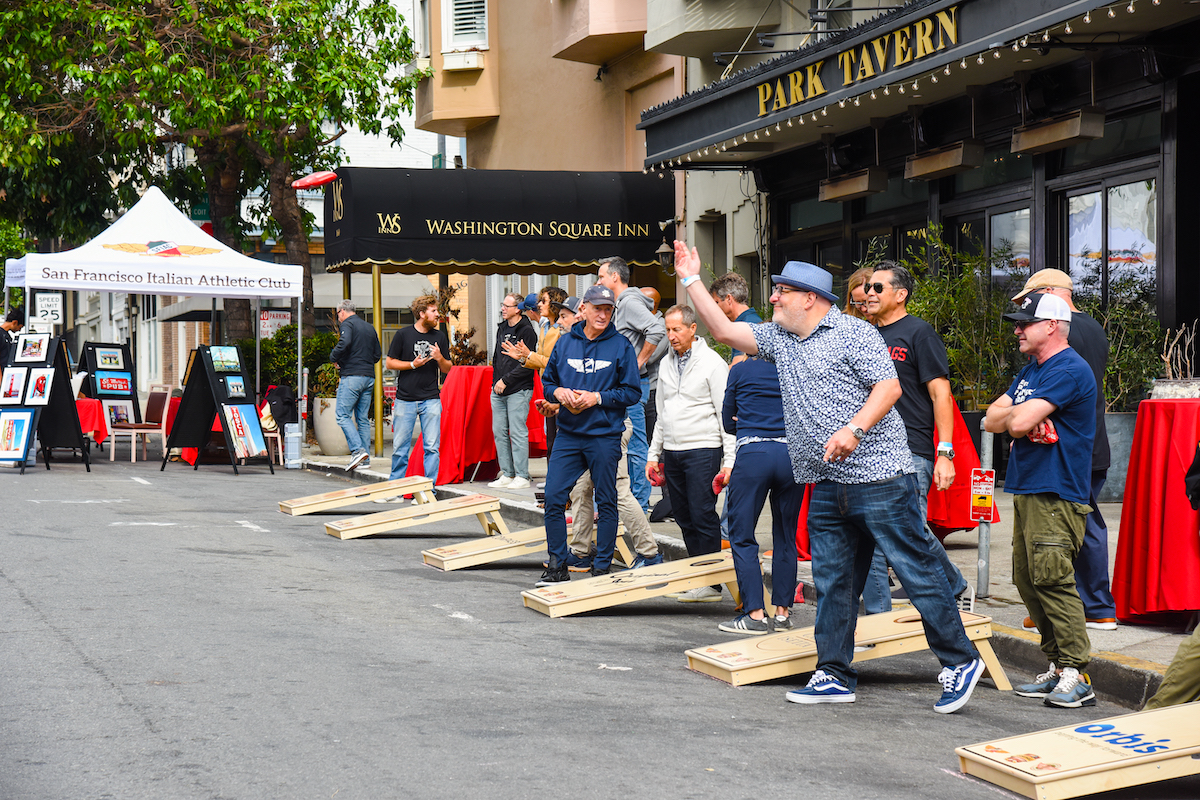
372, 263, 383, 458
254, 297, 261, 402
296, 295, 303, 445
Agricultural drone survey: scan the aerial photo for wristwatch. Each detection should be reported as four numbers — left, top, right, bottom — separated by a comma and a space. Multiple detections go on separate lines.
849, 425, 866, 441
936, 442, 955, 459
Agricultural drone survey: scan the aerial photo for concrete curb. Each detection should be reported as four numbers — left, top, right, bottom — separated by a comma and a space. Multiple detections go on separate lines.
302, 461, 1164, 710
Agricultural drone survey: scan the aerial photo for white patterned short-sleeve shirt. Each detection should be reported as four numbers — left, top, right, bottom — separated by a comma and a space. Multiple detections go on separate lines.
752, 306, 914, 485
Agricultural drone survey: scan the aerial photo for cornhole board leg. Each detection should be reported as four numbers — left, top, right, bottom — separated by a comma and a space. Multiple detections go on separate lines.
279, 476, 435, 515
957, 704, 1200, 800
475, 508, 510, 537
423, 527, 548, 571
325, 495, 502, 540
522, 552, 737, 618
686, 610, 1006, 688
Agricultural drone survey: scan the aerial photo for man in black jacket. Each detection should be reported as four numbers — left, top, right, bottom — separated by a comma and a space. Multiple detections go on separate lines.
489, 292, 537, 490
330, 299, 381, 471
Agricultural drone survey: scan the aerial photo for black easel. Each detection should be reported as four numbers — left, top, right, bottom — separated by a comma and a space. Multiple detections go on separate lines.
36, 338, 91, 471
161, 346, 273, 475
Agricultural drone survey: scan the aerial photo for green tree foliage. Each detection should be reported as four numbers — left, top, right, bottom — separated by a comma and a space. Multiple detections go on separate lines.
1, 0, 424, 336
234, 323, 336, 390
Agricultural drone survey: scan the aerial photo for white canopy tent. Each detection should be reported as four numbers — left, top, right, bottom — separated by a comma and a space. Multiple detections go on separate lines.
3, 186, 304, 421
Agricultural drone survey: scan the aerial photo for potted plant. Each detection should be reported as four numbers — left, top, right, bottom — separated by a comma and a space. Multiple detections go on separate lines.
311, 362, 350, 456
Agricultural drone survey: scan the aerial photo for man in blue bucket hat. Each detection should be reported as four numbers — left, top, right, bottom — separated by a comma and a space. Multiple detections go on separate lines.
670, 245, 984, 716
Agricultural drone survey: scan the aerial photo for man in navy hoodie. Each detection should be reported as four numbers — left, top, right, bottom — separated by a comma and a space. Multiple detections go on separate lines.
537, 284, 642, 586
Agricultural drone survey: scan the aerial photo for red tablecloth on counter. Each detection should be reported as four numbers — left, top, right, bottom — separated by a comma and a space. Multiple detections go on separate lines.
75, 398, 108, 445
1114, 399, 1200, 620
403, 365, 545, 485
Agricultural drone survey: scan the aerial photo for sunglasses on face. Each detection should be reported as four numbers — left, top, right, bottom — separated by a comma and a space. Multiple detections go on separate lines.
865, 282, 888, 295
1013, 319, 1051, 331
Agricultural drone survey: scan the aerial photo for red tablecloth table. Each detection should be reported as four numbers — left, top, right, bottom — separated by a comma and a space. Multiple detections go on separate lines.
403, 365, 545, 484
75, 398, 108, 444
164, 397, 225, 465
1113, 399, 1200, 621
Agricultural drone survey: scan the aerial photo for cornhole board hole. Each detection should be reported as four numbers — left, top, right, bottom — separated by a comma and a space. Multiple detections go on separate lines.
422, 526, 637, 571
685, 609, 1011, 689
279, 476, 435, 516
324, 494, 509, 540
957, 704, 1200, 800
521, 551, 739, 618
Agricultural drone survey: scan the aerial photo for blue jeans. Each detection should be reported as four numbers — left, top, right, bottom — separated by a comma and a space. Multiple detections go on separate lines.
728, 441, 803, 612
1076, 470, 1116, 619
862, 453, 968, 613
390, 398, 441, 482
336, 375, 374, 454
810, 473, 978, 689
490, 389, 532, 479
626, 376, 651, 511
545, 431, 622, 571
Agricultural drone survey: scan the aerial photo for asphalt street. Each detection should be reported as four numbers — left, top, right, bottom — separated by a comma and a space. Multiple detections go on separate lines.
2, 461, 1197, 800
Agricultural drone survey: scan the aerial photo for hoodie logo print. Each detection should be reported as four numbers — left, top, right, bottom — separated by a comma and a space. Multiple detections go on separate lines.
567, 358, 613, 374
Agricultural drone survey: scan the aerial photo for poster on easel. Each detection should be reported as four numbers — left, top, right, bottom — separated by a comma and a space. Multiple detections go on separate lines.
78, 342, 141, 421
1, 335, 81, 473
162, 345, 273, 475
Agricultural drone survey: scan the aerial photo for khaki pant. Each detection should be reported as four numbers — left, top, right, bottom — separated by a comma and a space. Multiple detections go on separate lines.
1145, 625, 1200, 709
569, 418, 657, 558
1013, 493, 1092, 671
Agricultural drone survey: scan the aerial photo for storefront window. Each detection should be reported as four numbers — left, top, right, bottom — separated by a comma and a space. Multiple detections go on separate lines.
954, 148, 1032, 195
863, 176, 927, 215
1061, 109, 1160, 172
787, 197, 841, 234
990, 208, 1030, 286
1067, 179, 1156, 307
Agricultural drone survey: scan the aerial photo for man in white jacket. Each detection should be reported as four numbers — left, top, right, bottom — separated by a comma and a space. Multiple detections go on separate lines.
647, 304, 736, 602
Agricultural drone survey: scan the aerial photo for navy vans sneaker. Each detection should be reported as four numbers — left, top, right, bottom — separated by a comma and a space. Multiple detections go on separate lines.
934, 657, 985, 714
785, 670, 855, 704
630, 552, 663, 569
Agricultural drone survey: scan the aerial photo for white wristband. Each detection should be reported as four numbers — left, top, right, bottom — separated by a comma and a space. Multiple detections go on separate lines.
681, 274, 701, 288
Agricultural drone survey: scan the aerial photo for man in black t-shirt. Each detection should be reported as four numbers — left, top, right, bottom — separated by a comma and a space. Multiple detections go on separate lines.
1012, 269, 1116, 631
864, 262, 971, 613
381, 295, 452, 494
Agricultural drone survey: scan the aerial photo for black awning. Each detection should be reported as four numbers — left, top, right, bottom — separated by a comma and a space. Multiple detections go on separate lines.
324, 168, 675, 274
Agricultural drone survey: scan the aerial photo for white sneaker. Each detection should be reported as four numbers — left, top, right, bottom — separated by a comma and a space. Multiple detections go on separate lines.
677, 586, 722, 603
507, 477, 531, 490
487, 475, 514, 488
956, 584, 976, 614
372, 495, 404, 504
536, 481, 546, 489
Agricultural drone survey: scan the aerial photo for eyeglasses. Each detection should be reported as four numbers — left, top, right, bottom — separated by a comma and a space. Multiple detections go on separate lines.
771, 285, 799, 296
501, 303, 519, 308
865, 282, 888, 295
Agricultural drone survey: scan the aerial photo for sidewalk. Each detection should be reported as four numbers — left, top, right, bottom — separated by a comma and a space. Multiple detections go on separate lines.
303, 445, 1191, 708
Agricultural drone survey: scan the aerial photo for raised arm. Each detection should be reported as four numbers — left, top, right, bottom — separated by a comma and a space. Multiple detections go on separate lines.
674, 240, 758, 356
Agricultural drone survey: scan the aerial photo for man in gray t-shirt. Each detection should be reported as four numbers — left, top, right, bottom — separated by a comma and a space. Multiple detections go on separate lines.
671, 242, 984, 716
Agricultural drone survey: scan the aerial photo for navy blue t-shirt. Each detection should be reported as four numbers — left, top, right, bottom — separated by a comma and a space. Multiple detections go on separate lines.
1003, 348, 1096, 505
731, 307, 763, 359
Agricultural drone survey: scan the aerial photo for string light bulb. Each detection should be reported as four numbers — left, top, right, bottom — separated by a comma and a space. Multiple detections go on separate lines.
787, 118, 793, 127
931, 74, 939, 83
899, 84, 906, 94
1043, 31, 1050, 42
883, 85, 890, 95
853, 96, 860, 106
960, 58, 967, 69
1065, 22, 1072, 34
838, 99, 846, 108
1084, 11, 1091, 23
870, 89, 877, 99
1108, 7, 1115, 17
977, 54, 985, 65
821, 107, 827, 116
944, 65, 951, 76
1127, 2, 1135, 12
912, 80, 919, 90
1012, 42, 1020, 52
993, 50, 1001, 59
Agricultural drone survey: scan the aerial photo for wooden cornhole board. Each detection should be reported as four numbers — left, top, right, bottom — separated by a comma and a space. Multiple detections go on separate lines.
686, 609, 1011, 689
324, 493, 509, 540
278, 476, 435, 516
421, 526, 636, 571
521, 551, 739, 618
957, 705, 1200, 800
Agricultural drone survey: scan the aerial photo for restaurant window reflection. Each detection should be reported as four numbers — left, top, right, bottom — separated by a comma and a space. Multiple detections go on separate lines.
1066, 178, 1156, 309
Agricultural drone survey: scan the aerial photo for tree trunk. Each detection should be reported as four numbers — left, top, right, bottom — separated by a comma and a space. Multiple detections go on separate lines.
196, 139, 251, 343
264, 157, 315, 336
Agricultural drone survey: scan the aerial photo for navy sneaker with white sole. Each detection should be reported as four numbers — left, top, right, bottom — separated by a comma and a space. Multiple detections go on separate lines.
934, 657, 985, 714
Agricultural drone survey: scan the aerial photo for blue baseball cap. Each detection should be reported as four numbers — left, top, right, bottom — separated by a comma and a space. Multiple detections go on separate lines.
520, 292, 539, 311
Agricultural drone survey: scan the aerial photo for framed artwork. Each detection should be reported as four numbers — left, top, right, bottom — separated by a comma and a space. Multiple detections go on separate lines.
95, 347, 124, 370
210, 346, 242, 373
223, 404, 267, 459
225, 375, 246, 399
101, 399, 135, 428
0, 408, 35, 461
95, 370, 133, 395
0, 367, 27, 405
24, 368, 54, 406
14, 333, 51, 363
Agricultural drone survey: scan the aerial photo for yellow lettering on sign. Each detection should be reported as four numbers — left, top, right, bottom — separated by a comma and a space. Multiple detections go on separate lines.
772, 79, 788, 111
838, 50, 856, 86
789, 70, 805, 104
855, 44, 876, 80
894, 28, 912, 65
757, 82, 773, 117
915, 17, 935, 59
806, 60, 827, 99
331, 181, 344, 222
870, 34, 891, 73
936, 8, 958, 48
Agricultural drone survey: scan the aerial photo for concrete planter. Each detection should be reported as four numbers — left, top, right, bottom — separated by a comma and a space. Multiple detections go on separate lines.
1099, 410, 1137, 503
313, 396, 350, 456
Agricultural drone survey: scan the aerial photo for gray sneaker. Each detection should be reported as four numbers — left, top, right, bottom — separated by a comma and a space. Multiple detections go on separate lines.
1043, 668, 1096, 708
718, 614, 771, 635
956, 584, 976, 613
676, 586, 722, 603
772, 615, 793, 631
1015, 663, 1060, 698
346, 450, 369, 471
